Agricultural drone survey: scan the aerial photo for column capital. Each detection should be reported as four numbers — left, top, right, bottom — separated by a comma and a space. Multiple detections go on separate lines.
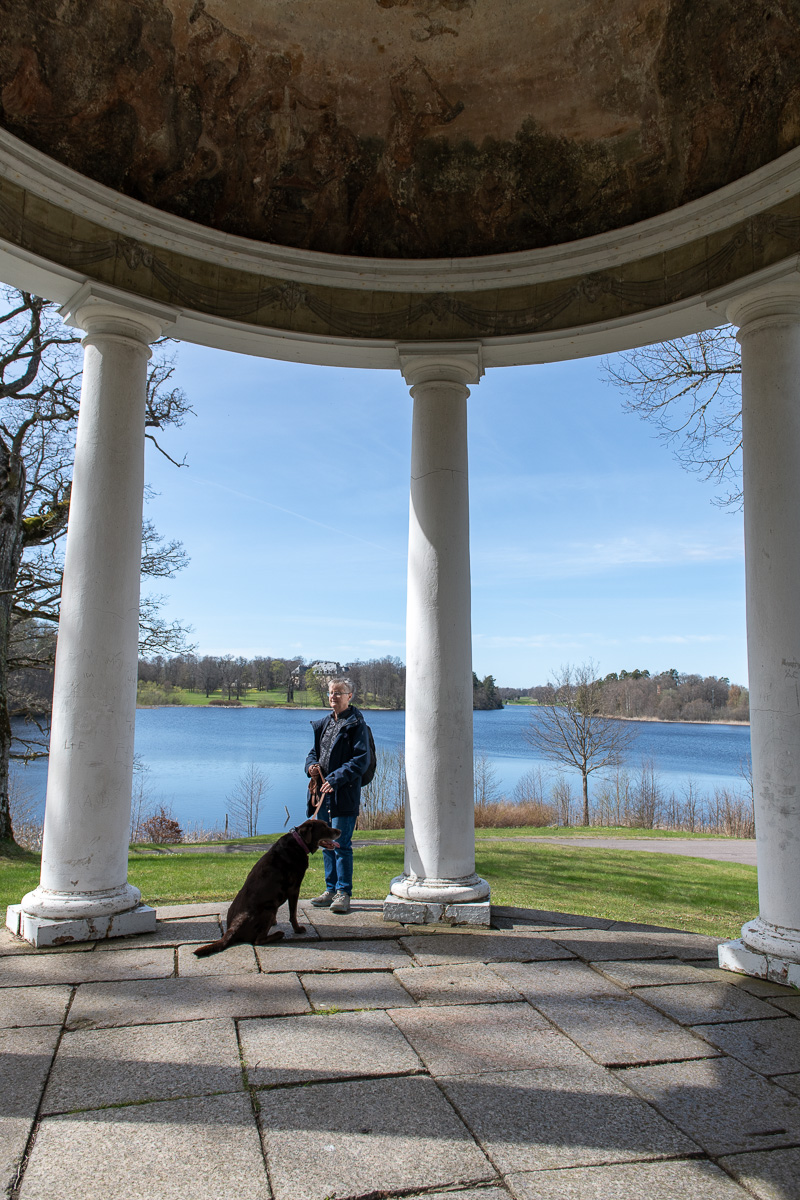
60, 282, 178, 345
397, 342, 484, 390
709, 275, 800, 337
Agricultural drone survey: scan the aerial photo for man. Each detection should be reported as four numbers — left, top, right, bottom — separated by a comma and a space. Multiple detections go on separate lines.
305, 677, 370, 913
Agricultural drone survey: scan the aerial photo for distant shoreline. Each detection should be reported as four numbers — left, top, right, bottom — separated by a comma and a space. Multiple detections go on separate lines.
135, 703, 750, 727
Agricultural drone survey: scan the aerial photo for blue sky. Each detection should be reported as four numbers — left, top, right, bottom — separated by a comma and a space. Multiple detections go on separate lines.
143, 343, 747, 688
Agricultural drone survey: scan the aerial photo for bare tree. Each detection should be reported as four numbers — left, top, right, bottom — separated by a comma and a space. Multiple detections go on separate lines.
473, 752, 502, 815
604, 326, 742, 507
524, 662, 638, 826
227, 763, 270, 838
359, 746, 406, 830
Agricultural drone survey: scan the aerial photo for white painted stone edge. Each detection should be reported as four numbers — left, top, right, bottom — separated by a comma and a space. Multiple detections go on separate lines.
3, 128, 800, 293
5, 903, 156, 948
718, 938, 800, 991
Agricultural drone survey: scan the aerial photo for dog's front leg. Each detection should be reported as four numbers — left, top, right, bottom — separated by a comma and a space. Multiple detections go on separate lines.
287, 887, 306, 935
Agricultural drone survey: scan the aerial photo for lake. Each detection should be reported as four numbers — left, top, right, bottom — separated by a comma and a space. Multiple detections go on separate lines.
12, 705, 751, 835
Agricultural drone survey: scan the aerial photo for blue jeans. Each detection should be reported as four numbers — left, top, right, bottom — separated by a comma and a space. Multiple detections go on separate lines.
318, 806, 357, 895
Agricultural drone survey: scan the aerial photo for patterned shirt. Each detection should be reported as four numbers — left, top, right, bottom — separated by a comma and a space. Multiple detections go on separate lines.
319, 708, 351, 774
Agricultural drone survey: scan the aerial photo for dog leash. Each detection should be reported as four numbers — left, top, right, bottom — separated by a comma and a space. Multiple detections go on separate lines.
308, 766, 327, 816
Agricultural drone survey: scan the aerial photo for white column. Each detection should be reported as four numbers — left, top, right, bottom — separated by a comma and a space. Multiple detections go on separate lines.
384, 344, 490, 925
8, 290, 173, 947
718, 284, 800, 987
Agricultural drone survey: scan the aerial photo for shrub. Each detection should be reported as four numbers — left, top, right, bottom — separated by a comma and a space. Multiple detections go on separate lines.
141, 806, 183, 844
136, 682, 185, 707
474, 800, 556, 828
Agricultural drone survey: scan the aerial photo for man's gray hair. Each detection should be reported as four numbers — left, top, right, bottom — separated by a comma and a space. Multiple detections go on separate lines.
330, 677, 354, 695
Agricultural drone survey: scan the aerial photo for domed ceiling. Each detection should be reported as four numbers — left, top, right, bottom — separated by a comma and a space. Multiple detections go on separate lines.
2, 0, 800, 259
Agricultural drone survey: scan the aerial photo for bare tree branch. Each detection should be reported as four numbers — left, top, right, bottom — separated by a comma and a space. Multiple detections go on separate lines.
604, 326, 743, 508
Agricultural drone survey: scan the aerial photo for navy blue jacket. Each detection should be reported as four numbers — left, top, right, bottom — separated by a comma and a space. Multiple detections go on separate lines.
305, 706, 370, 817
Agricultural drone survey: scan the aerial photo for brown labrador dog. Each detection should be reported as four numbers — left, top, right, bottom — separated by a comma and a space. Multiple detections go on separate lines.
193, 818, 340, 957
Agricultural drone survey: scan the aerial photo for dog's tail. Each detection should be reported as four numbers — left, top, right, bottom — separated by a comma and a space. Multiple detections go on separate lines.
193, 913, 245, 958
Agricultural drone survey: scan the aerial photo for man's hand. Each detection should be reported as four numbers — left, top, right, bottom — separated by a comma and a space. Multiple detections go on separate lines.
308, 764, 322, 779
320, 780, 334, 795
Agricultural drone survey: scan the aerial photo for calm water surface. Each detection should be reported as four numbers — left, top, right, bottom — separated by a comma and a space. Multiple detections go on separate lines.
13, 705, 751, 835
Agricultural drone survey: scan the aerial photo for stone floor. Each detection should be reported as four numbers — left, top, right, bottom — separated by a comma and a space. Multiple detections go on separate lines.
1, 900, 799, 1200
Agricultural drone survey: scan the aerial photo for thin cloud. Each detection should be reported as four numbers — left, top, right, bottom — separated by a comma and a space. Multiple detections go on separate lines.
475, 531, 742, 579
190, 474, 391, 553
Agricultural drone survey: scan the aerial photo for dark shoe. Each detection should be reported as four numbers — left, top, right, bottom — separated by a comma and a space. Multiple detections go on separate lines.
330, 892, 351, 914
311, 891, 336, 907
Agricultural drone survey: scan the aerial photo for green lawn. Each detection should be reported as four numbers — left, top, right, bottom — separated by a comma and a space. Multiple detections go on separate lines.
164, 687, 326, 708
1, 838, 758, 938
149, 826, 747, 845
143, 688, 397, 709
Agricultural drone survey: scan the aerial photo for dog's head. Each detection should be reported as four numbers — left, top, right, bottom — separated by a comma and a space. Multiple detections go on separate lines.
296, 818, 341, 852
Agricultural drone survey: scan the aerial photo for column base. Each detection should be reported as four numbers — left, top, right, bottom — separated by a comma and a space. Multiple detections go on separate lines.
388, 872, 490, 905
6, 903, 157, 948
718, 938, 800, 990
383, 889, 491, 927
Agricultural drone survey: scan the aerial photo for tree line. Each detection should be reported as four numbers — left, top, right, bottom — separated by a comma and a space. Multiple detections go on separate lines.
500, 667, 749, 723
138, 655, 509, 712
137, 653, 409, 709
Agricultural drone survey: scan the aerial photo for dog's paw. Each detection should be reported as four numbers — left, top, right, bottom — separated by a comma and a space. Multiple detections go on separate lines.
292, 924, 307, 935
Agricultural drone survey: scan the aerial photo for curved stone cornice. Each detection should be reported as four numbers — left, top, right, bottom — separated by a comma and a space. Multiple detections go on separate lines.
4, 129, 800, 294
3, 129, 800, 367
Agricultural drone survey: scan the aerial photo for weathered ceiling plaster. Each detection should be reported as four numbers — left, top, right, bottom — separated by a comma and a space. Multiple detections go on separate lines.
2, 0, 800, 258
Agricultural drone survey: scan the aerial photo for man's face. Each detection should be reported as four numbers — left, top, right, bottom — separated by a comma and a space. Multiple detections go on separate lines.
328, 686, 352, 716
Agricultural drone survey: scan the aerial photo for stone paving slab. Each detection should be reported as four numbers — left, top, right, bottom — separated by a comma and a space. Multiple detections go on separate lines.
689, 961, 800, 998
66, 972, 310, 1028
240, 1007, 423, 1087
492, 906, 614, 930
636, 982, 781, 1025
596, 958, 724, 988
395, 962, 524, 1006
176, 942, 258, 976
0, 947, 174, 988
405, 1191, 510, 1200
0, 984, 72, 1028
303, 908, 406, 939
621, 1056, 800, 1155
388, 1001, 595, 1077
773, 1072, 800, 1097
257, 1073, 496, 1200
399, 932, 575, 966
255, 937, 412, 973
0, 1025, 60, 1197
41, 1017, 243, 1114
691, 1016, 800, 1075
155, 902, 230, 920
769, 994, 800, 1017
18, 1092, 269, 1200
506, 1158, 752, 1199
440, 1065, 696, 1173
541, 928, 723, 961
492, 960, 716, 1065
0, 927, 93, 956
301, 968, 416, 1010
95, 917, 222, 950
719, 1146, 800, 1200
